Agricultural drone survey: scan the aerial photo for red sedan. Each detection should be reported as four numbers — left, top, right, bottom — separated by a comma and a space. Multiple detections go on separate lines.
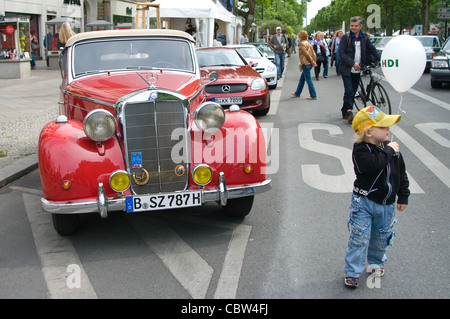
196, 47, 271, 116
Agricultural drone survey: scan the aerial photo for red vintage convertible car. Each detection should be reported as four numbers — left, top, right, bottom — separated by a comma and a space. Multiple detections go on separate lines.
197, 47, 271, 116
38, 29, 271, 235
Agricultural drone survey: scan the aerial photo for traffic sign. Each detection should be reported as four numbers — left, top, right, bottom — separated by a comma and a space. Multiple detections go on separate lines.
438, 13, 450, 19
438, 7, 450, 14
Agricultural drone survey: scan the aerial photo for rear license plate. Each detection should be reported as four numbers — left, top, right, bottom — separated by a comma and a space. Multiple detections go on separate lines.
214, 97, 242, 105
125, 191, 202, 212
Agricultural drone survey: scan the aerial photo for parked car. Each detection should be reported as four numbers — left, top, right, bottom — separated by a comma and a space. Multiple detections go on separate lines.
196, 47, 271, 116
430, 36, 450, 88
373, 36, 394, 56
227, 44, 278, 89
248, 42, 276, 63
38, 29, 271, 235
414, 35, 441, 72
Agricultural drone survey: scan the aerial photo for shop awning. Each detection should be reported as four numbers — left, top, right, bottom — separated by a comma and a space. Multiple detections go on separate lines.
146, 0, 232, 23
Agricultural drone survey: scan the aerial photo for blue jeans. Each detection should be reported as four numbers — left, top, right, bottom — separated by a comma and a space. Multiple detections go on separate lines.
344, 194, 396, 278
323, 56, 329, 77
294, 64, 317, 98
274, 52, 285, 78
341, 72, 360, 116
334, 53, 340, 75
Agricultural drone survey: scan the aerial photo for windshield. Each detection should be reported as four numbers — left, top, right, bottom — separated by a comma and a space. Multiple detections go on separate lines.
374, 37, 393, 46
73, 38, 195, 76
414, 36, 439, 47
196, 49, 246, 67
234, 46, 262, 59
443, 38, 450, 53
253, 44, 273, 55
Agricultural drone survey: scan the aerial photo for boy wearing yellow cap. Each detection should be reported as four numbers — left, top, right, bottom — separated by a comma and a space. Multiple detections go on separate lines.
344, 106, 410, 288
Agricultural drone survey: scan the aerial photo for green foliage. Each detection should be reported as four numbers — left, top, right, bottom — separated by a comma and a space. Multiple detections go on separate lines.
306, 0, 439, 36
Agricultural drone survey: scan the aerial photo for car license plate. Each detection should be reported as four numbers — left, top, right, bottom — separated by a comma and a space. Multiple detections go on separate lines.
214, 97, 242, 105
125, 191, 202, 213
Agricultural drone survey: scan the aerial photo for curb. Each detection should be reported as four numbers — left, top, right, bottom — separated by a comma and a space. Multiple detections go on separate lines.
0, 154, 38, 188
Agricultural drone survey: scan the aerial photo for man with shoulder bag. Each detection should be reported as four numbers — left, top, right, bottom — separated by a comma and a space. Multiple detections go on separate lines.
338, 16, 380, 123
269, 26, 289, 79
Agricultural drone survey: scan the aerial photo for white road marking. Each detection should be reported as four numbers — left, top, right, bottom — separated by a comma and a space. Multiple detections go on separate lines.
23, 193, 97, 299
392, 125, 450, 189
129, 216, 213, 299
408, 88, 450, 111
160, 212, 252, 299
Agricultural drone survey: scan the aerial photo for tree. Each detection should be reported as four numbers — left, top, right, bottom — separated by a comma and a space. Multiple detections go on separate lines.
238, 0, 307, 37
419, 0, 432, 35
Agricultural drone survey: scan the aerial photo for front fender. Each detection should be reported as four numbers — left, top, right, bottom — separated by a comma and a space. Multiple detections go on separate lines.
191, 109, 267, 188
38, 120, 125, 202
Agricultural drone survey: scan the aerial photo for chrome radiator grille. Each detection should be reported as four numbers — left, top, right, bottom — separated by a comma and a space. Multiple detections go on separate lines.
123, 100, 188, 195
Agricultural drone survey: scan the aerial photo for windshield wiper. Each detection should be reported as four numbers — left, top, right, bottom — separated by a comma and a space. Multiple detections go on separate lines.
75, 70, 112, 76
125, 66, 160, 70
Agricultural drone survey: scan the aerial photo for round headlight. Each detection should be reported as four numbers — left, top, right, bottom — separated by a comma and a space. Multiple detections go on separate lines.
194, 102, 225, 133
109, 170, 130, 192
83, 109, 116, 142
192, 164, 212, 186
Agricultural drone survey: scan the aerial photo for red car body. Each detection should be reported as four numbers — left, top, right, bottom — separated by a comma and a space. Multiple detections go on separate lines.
197, 47, 270, 116
38, 29, 271, 235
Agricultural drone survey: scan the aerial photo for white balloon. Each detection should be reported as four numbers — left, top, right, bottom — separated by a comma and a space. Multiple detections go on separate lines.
381, 35, 426, 93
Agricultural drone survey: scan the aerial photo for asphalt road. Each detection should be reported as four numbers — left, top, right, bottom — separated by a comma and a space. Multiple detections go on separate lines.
0, 53, 449, 303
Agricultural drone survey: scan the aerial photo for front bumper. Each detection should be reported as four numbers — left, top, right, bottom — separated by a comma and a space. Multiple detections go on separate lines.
41, 172, 272, 218
430, 68, 450, 82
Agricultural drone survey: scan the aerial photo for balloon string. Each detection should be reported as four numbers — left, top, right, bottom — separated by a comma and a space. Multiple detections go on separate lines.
397, 93, 406, 115
391, 93, 405, 142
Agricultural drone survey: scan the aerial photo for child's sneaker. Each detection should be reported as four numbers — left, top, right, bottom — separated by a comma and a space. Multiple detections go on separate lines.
371, 268, 385, 277
344, 276, 359, 288
367, 264, 385, 277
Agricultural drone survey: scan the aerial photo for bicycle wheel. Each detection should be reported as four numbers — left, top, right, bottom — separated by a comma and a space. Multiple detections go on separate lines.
353, 90, 366, 111
370, 83, 392, 114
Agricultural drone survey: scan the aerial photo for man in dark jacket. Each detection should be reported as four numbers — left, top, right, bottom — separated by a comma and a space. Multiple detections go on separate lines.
338, 16, 380, 123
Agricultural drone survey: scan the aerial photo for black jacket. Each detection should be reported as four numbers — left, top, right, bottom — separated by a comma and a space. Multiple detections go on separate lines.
338, 31, 380, 76
352, 142, 410, 205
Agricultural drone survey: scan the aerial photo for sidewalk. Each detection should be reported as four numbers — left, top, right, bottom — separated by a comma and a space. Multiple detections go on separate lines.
0, 59, 61, 187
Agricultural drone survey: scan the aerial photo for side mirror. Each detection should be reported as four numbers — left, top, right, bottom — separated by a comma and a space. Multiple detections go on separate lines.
209, 71, 219, 82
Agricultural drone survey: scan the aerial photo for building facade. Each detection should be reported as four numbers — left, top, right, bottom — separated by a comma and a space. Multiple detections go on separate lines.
0, 0, 136, 59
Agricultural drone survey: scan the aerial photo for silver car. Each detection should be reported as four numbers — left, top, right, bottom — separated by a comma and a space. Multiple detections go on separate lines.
414, 35, 441, 72
430, 37, 450, 88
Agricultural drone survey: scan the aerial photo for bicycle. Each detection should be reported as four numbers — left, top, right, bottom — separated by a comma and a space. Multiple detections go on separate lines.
353, 64, 392, 114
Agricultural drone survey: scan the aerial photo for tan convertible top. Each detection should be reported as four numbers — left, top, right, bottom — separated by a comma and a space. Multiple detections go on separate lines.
66, 29, 194, 47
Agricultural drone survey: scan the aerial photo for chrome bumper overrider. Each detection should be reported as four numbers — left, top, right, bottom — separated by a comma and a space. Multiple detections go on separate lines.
41, 172, 272, 218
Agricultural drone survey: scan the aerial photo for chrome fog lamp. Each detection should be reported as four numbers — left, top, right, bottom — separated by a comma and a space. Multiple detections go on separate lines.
83, 109, 117, 141
251, 78, 266, 91
194, 102, 225, 133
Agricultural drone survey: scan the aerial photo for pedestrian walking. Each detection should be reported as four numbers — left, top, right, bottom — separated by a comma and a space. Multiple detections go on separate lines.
330, 30, 343, 75
269, 26, 288, 79
291, 30, 317, 100
338, 16, 380, 123
321, 32, 330, 78
312, 32, 327, 81
31, 35, 39, 70
344, 106, 410, 288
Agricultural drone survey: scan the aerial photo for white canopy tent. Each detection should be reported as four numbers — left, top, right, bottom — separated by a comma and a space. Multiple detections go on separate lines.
146, 0, 239, 47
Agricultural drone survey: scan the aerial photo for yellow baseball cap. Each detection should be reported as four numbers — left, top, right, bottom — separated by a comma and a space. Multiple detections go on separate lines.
352, 106, 401, 134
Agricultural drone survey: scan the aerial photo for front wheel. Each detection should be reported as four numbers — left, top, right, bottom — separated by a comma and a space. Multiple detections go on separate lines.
222, 196, 254, 218
353, 91, 366, 111
52, 214, 80, 236
370, 83, 391, 114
